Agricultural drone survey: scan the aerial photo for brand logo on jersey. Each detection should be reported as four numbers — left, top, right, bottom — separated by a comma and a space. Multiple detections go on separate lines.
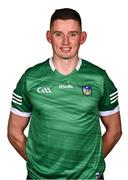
37, 87, 51, 93
82, 85, 92, 96
59, 84, 73, 89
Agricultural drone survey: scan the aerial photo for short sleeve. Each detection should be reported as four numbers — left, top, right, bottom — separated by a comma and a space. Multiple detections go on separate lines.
98, 71, 119, 116
11, 71, 32, 117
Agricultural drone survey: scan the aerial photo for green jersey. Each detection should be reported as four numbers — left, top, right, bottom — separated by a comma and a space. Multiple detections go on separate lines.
11, 58, 119, 179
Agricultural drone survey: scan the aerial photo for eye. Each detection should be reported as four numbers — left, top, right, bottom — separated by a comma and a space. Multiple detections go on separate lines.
70, 32, 78, 37
54, 32, 62, 37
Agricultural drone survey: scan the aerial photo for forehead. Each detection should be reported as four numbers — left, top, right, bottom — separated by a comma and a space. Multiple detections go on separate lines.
51, 19, 81, 32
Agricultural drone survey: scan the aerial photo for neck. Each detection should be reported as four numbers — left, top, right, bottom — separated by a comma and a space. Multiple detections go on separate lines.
52, 57, 79, 75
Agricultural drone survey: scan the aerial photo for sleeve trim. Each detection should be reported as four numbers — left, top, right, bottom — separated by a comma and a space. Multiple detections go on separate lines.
100, 106, 120, 116
11, 107, 31, 117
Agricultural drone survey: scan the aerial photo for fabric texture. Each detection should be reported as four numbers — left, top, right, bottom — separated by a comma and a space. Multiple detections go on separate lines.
11, 59, 118, 179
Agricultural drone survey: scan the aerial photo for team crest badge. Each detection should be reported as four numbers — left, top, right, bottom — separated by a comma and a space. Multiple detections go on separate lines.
82, 85, 92, 96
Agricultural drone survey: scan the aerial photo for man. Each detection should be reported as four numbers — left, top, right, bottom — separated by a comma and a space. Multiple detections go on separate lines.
8, 8, 122, 179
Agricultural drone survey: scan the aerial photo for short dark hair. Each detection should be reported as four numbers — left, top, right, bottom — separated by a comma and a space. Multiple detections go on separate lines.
50, 8, 82, 29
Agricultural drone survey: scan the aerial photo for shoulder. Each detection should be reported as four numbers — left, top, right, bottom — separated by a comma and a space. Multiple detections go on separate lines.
24, 59, 49, 78
81, 59, 107, 76
81, 59, 105, 72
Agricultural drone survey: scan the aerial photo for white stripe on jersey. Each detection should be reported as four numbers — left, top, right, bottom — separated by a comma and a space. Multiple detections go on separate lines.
12, 100, 22, 105
110, 94, 118, 101
13, 92, 22, 99
111, 97, 118, 104
12, 96, 22, 102
109, 91, 118, 104
12, 92, 22, 105
110, 91, 118, 97
11, 107, 31, 117
100, 106, 120, 116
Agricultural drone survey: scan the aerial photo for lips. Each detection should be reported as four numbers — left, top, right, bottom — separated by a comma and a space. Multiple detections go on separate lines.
60, 47, 71, 53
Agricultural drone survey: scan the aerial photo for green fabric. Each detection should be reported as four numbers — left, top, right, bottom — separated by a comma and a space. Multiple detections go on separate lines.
12, 59, 118, 179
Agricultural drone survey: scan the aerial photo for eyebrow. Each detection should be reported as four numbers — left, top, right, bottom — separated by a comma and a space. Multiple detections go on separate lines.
53, 31, 62, 34
53, 31, 79, 34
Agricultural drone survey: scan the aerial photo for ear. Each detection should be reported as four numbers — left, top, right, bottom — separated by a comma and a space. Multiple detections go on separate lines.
46, 31, 52, 44
80, 31, 87, 45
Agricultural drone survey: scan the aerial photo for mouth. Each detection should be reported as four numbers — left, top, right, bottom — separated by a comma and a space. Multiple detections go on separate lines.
60, 47, 71, 53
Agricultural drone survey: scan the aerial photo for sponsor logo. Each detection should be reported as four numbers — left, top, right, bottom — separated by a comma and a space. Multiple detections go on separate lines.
82, 85, 92, 96
59, 84, 73, 89
37, 87, 51, 93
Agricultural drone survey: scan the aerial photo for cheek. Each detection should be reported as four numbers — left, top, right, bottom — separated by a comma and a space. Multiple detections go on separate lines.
72, 40, 81, 49
71, 38, 81, 45
52, 41, 61, 52
52, 39, 62, 47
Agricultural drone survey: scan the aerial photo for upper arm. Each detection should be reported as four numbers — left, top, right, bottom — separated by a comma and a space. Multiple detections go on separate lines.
100, 111, 122, 133
8, 112, 30, 137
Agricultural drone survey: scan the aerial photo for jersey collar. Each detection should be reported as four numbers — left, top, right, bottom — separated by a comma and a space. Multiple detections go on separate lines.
49, 58, 82, 72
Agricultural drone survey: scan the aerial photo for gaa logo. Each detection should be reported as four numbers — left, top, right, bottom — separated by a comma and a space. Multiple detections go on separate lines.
37, 87, 51, 93
82, 85, 92, 96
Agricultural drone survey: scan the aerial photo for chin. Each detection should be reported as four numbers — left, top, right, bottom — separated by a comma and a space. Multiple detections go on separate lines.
60, 55, 72, 60
63, 57, 71, 60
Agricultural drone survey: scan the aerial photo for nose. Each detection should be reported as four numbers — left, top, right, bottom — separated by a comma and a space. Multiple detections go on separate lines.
62, 35, 69, 45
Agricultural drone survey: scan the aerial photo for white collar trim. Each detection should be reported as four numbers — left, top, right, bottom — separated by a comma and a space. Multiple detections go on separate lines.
49, 58, 82, 71
49, 58, 56, 71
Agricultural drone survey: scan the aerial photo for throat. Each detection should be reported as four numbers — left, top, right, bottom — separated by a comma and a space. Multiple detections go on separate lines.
56, 66, 75, 75
54, 59, 78, 75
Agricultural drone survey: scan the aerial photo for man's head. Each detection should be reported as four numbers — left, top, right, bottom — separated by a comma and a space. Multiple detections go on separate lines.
47, 8, 87, 60
50, 8, 82, 30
